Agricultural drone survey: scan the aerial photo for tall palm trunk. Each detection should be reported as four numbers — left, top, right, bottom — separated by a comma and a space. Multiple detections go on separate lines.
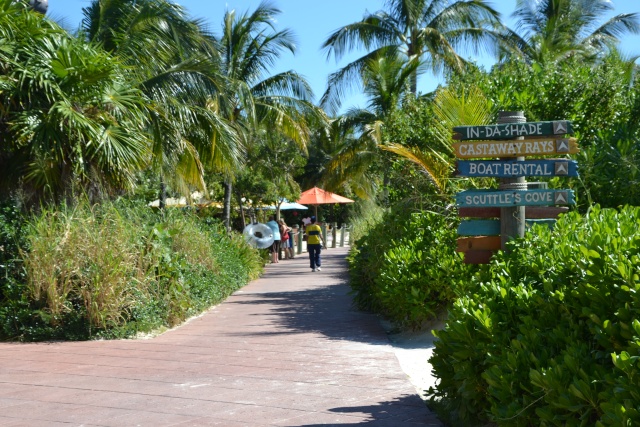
236, 191, 246, 229
159, 179, 167, 210
382, 169, 390, 206
223, 179, 232, 231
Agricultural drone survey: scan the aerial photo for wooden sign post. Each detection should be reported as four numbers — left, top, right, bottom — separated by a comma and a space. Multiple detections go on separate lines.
453, 113, 578, 264
498, 111, 526, 251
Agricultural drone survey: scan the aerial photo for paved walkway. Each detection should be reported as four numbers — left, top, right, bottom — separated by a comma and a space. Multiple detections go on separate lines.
0, 246, 442, 426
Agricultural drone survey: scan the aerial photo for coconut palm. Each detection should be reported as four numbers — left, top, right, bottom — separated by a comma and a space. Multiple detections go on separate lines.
81, 0, 242, 204
216, 1, 324, 229
321, 0, 503, 113
381, 85, 496, 195
503, 0, 640, 64
0, 0, 149, 202
321, 52, 421, 201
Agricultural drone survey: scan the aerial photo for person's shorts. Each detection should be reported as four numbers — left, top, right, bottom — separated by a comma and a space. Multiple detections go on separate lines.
270, 240, 280, 253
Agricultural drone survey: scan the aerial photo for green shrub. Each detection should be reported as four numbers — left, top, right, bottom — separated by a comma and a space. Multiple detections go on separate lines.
348, 198, 386, 243
348, 206, 475, 329
429, 206, 640, 426
0, 202, 28, 300
0, 200, 263, 341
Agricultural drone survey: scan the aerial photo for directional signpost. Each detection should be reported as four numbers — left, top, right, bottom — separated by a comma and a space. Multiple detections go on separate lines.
454, 115, 578, 264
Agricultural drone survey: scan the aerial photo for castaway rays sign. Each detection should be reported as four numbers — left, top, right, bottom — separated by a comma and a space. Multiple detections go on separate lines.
453, 137, 579, 158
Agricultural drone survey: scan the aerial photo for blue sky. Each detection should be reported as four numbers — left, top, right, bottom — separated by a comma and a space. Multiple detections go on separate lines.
52, 0, 640, 110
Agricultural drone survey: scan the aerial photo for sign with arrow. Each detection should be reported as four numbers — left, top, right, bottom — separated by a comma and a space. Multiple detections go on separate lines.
453, 120, 573, 141
452, 117, 578, 264
453, 138, 579, 159
456, 189, 575, 208
456, 159, 578, 177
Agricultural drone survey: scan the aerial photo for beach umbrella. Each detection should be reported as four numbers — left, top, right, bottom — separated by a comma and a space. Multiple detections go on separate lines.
296, 187, 354, 217
278, 201, 309, 210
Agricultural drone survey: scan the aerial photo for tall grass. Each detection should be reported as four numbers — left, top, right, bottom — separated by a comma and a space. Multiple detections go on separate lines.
24, 204, 141, 329
1, 199, 263, 340
348, 198, 386, 243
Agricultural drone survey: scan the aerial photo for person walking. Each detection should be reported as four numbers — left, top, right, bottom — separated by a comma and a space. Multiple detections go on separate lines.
305, 216, 324, 272
266, 216, 281, 264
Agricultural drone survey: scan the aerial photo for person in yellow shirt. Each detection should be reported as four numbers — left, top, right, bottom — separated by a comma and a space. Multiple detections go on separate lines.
305, 216, 324, 272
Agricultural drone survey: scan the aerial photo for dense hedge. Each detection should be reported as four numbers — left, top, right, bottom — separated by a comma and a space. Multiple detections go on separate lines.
429, 206, 640, 426
347, 206, 476, 329
0, 200, 263, 341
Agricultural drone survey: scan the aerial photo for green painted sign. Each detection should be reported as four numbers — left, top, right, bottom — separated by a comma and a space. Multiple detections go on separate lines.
453, 120, 573, 141
456, 189, 575, 207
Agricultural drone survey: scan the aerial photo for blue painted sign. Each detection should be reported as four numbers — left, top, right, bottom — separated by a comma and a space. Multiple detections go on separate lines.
458, 219, 557, 236
458, 220, 500, 236
456, 189, 575, 207
456, 159, 578, 178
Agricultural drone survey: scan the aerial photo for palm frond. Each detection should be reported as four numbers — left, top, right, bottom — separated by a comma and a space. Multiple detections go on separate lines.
380, 142, 448, 192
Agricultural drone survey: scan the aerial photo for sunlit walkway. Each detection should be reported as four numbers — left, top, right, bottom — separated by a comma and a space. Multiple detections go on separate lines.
0, 246, 442, 426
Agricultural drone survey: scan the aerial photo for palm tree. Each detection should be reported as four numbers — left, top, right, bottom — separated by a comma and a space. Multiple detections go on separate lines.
381, 85, 496, 195
321, 52, 421, 202
503, 0, 640, 64
0, 0, 149, 202
216, 1, 323, 229
321, 0, 503, 113
81, 0, 242, 205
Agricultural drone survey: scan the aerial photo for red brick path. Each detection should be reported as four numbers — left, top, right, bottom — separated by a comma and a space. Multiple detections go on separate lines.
0, 246, 442, 426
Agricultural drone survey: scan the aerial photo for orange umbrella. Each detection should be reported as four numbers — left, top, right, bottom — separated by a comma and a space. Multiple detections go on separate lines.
296, 187, 354, 217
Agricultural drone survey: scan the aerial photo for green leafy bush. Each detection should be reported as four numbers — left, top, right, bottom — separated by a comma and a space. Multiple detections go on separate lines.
0, 202, 28, 299
429, 206, 640, 426
0, 200, 263, 341
348, 206, 475, 329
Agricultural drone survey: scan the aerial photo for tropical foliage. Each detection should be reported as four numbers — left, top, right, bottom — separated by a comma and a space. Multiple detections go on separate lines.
446, 53, 640, 209
0, 199, 262, 340
347, 203, 476, 329
81, 0, 242, 202
215, 1, 323, 228
502, 0, 640, 64
429, 206, 640, 426
0, 0, 149, 202
321, 0, 503, 111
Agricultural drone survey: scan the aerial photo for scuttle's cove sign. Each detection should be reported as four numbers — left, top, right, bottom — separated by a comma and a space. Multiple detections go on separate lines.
456, 189, 574, 207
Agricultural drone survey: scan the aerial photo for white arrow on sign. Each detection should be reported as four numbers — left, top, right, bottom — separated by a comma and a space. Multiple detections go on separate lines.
554, 191, 569, 204
553, 121, 568, 134
555, 162, 569, 175
556, 139, 570, 153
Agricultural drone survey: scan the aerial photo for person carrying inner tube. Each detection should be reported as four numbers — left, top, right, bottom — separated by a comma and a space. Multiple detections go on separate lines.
266, 215, 281, 264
